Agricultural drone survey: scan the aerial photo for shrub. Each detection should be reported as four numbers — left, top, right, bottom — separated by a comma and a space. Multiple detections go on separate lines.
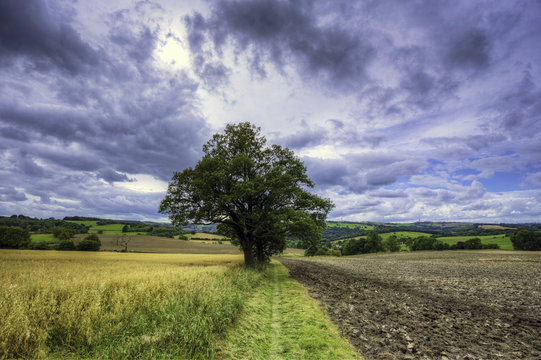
342, 233, 383, 255
383, 235, 401, 252
304, 244, 323, 256
409, 236, 437, 251
342, 238, 364, 255
433, 240, 450, 250
314, 247, 330, 256
28, 242, 50, 250
365, 232, 384, 253
329, 249, 342, 257
0, 226, 31, 248
482, 243, 500, 249
77, 234, 101, 251
56, 240, 76, 250
50, 226, 76, 241
511, 229, 541, 251
464, 238, 482, 250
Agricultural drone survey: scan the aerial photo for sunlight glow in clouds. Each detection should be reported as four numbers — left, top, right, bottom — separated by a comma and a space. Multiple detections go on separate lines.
0, 0, 540, 222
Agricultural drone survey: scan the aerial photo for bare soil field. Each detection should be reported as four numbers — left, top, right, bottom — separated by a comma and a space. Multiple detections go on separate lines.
279, 251, 541, 360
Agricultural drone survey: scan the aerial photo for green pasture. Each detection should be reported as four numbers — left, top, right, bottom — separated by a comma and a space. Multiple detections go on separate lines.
380, 231, 432, 239
30, 234, 58, 243
437, 234, 513, 250
327, 222, 375, 230
66, 220, 132, 234
65, 220, 99, 226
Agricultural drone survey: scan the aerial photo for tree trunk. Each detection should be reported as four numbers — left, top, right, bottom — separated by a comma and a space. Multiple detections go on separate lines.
242, 244, 255, 266
255, 240, 265, 263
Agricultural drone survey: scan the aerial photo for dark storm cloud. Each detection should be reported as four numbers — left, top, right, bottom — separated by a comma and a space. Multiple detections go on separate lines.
185, 0, 375, 90
274, 121, 386, 151
496, 69, 541, 137
0, 0, 208, 179
304, 154, 425, 194
96, 168, 133, 183
183, 0, 531, 121
445, 29, 491, 70
0, 0, 100, 74
0, 186, 27, 202
0, 0, 209, 219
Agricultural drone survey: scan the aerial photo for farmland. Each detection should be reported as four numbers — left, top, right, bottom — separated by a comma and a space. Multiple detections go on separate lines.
0, 249, 356, 359
0, 250, 250, 359
30, 233, 58, 243
437, 234, 513, 250
66, 220, 128, 234
82, 234, 240, 254
280, 251, 541, 360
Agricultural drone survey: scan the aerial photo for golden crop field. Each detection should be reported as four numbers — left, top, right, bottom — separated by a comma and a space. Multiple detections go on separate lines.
0, 250, 260, 359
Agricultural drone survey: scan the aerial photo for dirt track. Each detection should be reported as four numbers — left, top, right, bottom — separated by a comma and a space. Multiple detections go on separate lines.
279, 251, 541, 360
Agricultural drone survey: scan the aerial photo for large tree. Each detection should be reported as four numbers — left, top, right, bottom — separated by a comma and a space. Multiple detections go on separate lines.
159, 122, 333, 265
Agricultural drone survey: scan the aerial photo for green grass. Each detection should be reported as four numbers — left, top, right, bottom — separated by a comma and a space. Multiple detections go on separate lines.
327, 222, 374, 230
66, 221, 132, 234
379, 231, 432, 239
30, 234, 58, 243
437, 234, 513, 250
216, 261, 360, 359
66, 220, 99, 226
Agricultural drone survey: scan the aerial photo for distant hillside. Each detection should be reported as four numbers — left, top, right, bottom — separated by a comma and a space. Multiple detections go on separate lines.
322, 221, 539, 242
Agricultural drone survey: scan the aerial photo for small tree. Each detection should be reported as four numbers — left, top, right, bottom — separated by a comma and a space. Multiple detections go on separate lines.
160, 122, 333, 266
56, 240, 76, 250
77, 233, 101, 251
51, 226, 76, 241
464, 238, 482, 250
511, 229, 541, 250
383, 234, 400, 252
365, 232, 384, 253
0, 226, 31, 248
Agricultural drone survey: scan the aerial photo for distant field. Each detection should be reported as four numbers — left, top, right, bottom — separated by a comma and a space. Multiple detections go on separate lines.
336, 231, 432, 242
186, 232, 228, 240
478, 224, 513, 230
30, 234, 57, 243
379, 231, 432, 239
74, 234, 241, 254
66, 220, 132, 234
327, 222, 374, 230
437, 234, 513, 250
65, 220, 99, 226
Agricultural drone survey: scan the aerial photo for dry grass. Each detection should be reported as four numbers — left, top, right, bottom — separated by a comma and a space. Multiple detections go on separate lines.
478, 224, 513, 230
0, 250, 260, 359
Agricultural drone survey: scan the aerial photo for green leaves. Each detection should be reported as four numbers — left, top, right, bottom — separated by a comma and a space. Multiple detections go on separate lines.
160, 122, 333, 265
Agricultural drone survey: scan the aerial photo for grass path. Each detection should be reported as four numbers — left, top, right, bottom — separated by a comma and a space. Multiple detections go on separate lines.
216, 261, 360, 359
269, 265, 284, 359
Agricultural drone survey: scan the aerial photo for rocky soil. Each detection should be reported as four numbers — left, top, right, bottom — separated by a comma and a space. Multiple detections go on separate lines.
279, 251, 541, 360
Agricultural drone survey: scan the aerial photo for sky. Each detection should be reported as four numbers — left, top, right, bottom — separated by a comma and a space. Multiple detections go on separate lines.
1, 0, 540, 223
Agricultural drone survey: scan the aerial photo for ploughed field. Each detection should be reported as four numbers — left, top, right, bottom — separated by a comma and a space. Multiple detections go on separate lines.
279, 251, 541, 360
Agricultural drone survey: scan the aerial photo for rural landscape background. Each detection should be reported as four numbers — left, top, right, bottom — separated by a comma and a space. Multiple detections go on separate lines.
1, 0, 540, 359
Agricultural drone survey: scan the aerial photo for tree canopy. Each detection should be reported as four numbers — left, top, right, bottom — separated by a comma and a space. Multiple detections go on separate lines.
159, 122, 333, 265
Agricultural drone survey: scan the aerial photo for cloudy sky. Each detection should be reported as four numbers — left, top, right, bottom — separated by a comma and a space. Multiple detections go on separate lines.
1, 0, 540, 223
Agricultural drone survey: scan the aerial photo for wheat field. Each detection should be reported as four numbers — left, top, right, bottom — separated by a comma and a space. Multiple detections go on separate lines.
0, 250, 260, 359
